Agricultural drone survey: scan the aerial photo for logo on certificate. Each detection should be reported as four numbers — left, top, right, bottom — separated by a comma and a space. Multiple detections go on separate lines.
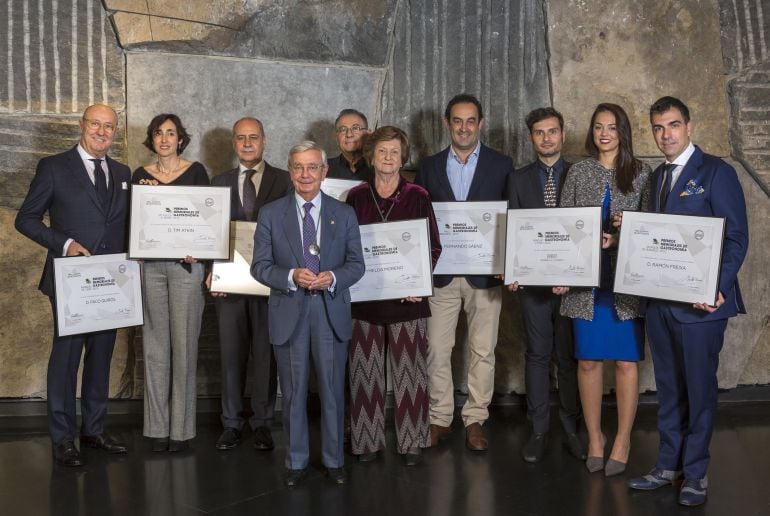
575, 219, 584, 230
118, 264, 127, 274
694, 229, 704, 241
482, 212, 492, 222
205, 198, 214, 207
402, 232, 411, 242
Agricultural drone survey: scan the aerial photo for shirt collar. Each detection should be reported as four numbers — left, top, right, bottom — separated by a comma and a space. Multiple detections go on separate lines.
667, 142, 696, 167
294, 190, 322, 210
449, 140, 481, 164
239, 160, 265, 175
537, 157, 564, 173
77, 144, 103, 162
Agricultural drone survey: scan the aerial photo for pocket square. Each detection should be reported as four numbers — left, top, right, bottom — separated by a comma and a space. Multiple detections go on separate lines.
680, 179, 704, 197
122, 181, 128, 190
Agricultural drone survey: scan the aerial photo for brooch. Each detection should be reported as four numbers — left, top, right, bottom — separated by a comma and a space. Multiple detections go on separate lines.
680, 179, 704, 197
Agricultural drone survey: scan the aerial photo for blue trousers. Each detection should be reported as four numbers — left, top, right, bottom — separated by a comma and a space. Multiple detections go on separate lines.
273, 295, 348, 469
646, 301, 727, 480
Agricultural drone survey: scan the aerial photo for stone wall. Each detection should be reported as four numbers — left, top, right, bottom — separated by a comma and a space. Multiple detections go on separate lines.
1, 0, 769, 401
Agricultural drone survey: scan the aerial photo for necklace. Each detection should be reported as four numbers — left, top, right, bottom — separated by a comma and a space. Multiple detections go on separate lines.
156, 157, 181, 175
368, 182, 398, 222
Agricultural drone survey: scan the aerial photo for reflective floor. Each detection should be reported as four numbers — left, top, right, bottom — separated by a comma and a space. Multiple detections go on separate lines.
1, 403, 769, 516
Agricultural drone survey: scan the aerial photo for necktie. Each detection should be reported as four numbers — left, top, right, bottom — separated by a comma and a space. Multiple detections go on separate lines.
659, 163, 677, 211
543, 166, 557, 207
90, 158, 109, 207
302, 202, 320, 275
242, 169, 257, 220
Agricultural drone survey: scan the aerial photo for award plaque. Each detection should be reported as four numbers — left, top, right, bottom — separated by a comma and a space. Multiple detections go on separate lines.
350, 218, 434, 302
613, 211, 725, 304
211, 221, 270, 296
432, 201, 508, 275
504, 207, 602, 287
53, 253, 143, 336
129, 184, 231, 259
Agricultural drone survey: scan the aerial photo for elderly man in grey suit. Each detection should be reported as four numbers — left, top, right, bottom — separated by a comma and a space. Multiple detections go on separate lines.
15, 104, 130, 466
251, 141, 364, 487
208, 118, 292, 452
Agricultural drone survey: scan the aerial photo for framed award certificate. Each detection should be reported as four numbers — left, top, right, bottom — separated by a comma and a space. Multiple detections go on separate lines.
53, 253, 143, 336
504, 207, 602, 287
321, 178, 364, 201
349, 218, 434, 303
211, 221, 270, 296
129, 184, 231, 259
613, 211, 725, 304
432, 201, 508, 275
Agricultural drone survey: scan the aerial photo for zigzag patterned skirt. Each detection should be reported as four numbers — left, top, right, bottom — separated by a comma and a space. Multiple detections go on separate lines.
349, 318, 430, 455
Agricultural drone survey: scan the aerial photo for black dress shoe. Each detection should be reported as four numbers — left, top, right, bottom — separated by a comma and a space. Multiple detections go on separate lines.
325, 467, 347, 485
168, 439, 190, 452
80, 433, 128, 454
521, 433, 549, 463
53, 441, 84, 467
564, 433, 587, 461
151, 438, 169, 452
253, 426, 274, 451
284, 468, 307, 487
403, 447, 422, 466
357, 451, 378, 463
215, 428, 241, 450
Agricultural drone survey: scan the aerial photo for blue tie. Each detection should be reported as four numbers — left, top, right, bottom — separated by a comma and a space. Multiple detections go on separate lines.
302, 202, 320, 275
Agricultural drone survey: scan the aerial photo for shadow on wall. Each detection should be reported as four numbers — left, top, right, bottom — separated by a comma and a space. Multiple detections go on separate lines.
302, 119, 337, 158
201, 127, 236, 176
408, 108, 442, 168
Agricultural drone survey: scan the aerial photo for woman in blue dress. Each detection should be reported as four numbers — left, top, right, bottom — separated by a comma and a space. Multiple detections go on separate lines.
556, 103, 652, 476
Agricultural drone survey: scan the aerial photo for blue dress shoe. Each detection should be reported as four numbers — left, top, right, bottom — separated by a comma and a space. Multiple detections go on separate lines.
679, 478, 708, 506
53, 441, 84, 467
284, 468, 307, 488
628, 468, 682, 490
80, 433, 128, 453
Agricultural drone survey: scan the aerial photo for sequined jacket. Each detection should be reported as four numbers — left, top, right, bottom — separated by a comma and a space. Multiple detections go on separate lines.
558, 158, 653, 321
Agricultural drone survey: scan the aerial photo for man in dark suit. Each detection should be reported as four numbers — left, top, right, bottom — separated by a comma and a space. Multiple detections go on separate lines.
208, 118, 292, 452
251, 141, 364, 487
415, 93, 512, 451
15, 104, 130, 466
506, 107, 585, 463
628, 97, 749, 507
326, 108, 372, 181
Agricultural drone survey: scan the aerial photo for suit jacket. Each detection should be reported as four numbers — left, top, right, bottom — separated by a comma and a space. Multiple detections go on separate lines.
506, 159, 572, 298
211, 162, 292, 221
415, 143, 513, 288
15, 146, 131, 297
251, 192, 365, 345
648, 146, 749, 322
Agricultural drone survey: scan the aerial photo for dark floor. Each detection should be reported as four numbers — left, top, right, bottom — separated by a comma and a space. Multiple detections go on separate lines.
1, 403, 769, 516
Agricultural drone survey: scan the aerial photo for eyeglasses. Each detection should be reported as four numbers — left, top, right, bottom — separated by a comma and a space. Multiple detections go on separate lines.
83, 118, 116, 133
289, 163, 324, 173
335, 125, 366, 134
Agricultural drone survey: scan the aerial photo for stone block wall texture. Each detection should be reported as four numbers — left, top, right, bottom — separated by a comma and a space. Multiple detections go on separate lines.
381, 0, 551, 168
548, 0, 730, 159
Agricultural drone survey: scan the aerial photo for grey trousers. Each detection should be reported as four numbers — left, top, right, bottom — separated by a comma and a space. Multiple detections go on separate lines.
142, 261, 205, 441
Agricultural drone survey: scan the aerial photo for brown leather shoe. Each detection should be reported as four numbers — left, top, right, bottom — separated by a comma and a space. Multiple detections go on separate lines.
429, 424, 451, 446
465, 422, 488, 451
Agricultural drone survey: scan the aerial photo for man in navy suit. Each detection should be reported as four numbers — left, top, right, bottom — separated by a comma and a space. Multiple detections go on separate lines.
251, 141, 364, 487
415, 93, 513, 451
628, 97, 749, 506
208, 117, 292, 452
15, 104, 131, 466
506, 107, 584, 463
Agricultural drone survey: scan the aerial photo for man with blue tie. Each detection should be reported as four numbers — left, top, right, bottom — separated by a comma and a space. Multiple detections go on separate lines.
15, 104, 131, 466
251, 141, 364, 487
628, 97, 749, 506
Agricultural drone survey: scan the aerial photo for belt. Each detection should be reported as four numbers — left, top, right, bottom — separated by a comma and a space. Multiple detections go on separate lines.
304, 288, 322, 297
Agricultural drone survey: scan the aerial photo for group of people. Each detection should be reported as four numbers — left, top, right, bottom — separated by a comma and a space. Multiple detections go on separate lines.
15, 92, 748, 507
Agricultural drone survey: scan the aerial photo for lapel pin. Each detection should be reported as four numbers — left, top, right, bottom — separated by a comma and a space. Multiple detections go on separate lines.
330, 219, 335, 225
